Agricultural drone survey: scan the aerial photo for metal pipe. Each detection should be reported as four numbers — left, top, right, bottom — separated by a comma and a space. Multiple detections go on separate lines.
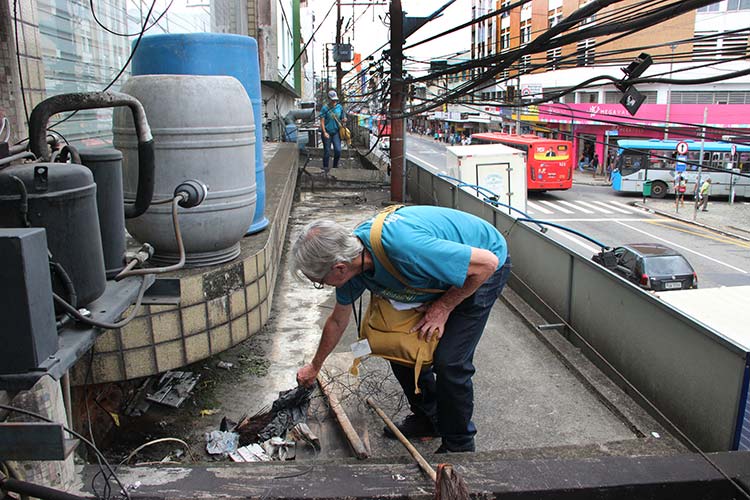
0, 151, 35, 167
8, 136, 56, 156
115, 196, 186, 279
28, 92, 154, 218
0, 476, 89, 500
61, 372, 72, 429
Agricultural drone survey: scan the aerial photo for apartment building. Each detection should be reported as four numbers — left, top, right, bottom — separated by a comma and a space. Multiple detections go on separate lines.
470, 0, 750, 166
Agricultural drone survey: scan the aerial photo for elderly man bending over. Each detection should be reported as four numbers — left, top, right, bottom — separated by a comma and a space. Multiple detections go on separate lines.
291, 205, 511, 454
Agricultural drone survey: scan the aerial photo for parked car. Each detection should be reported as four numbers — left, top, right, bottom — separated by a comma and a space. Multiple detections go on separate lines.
592, 243, 698, 291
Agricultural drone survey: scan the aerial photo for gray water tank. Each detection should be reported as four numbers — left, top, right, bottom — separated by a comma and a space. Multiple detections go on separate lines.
113, 75, 256, 266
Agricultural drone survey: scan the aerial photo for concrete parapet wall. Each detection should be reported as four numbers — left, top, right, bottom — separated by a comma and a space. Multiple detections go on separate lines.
70, 144, 298, 385
405, 157, 748, 453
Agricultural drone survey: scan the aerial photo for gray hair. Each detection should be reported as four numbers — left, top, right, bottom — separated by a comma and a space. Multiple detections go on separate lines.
291, 220, 363, 281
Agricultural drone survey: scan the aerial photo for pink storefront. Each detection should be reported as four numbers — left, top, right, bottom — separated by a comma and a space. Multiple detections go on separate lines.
538, 103, 750, 169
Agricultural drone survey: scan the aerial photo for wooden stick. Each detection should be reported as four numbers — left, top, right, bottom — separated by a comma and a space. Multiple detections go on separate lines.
317, 373, 369, 459
366, 397, 437, 482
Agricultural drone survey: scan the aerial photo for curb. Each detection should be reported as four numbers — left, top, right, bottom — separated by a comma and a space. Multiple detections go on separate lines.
632, 202, 750, 243
572, 180, 612, 187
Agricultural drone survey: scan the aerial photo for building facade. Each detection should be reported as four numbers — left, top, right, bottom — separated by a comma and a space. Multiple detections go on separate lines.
469, 0, 750, 169
0, 0, 307, 145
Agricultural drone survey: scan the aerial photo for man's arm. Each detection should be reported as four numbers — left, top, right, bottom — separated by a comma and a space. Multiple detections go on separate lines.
412, 248, 499, 341
320, 116, 329, 139
296, 301, 352, 386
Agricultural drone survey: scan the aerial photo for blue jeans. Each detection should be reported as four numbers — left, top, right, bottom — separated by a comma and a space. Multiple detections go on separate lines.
322, 131, 341, 172
389, 256, 512, 452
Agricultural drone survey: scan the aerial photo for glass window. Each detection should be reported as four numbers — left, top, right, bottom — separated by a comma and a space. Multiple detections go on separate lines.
619, 251, 637, 272
698, 2, 722, 12
727, 0, 750, 10
644, 256, 693, 275
37, 0, 210, 145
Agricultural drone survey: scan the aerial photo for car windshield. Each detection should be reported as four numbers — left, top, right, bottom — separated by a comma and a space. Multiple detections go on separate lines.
644, 255, 693, 275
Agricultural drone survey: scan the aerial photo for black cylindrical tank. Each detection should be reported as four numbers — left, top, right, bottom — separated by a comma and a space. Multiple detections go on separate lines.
0, 163, 106, 307
78, 148, 127, 279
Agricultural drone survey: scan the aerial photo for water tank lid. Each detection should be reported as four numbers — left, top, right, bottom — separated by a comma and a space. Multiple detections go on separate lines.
78, 147, 123, 161
136, 32, 258, 50
0, 163, 95, 194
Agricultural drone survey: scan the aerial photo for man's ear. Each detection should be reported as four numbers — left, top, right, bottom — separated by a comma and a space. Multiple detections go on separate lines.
332, 262, 347, 274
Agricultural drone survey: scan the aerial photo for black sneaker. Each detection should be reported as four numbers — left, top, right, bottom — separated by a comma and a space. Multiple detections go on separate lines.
435, 444, 474, 454
383, 414, 439, 440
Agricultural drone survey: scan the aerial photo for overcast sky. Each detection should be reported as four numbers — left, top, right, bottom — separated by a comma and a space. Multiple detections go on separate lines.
306, 0, 473, 79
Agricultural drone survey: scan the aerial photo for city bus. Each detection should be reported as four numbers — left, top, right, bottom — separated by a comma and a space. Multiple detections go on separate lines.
612, 139, 750, 199
471, 133, 574, 192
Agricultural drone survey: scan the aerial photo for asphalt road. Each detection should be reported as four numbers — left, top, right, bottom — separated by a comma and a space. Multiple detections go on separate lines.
405, 134, 750, 289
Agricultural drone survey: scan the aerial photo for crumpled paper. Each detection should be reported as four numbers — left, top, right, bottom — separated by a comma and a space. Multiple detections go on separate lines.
205, 430, 239, 455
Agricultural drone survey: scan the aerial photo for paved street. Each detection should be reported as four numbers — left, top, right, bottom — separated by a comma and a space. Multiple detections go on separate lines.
405, 134, 750, 289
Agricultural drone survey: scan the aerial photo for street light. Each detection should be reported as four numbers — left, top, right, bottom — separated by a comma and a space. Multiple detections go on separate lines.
664, 43, 677, 140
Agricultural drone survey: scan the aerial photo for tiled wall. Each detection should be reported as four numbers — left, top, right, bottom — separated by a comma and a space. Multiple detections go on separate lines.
70, 145, 297, 385
1, 0, 46, 143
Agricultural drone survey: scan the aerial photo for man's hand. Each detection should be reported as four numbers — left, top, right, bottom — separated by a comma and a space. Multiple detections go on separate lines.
412, 302, 452, 342
297, 363, 319, 387
411, 248, 499, 343
323, 132, 330, 139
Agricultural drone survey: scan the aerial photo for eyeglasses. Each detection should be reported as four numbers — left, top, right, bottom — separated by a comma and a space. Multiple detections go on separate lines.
310, 268, 332, 289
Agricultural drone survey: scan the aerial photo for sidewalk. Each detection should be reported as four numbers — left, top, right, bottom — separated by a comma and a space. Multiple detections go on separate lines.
572, 168, 612, 186
633, 196, 750, 241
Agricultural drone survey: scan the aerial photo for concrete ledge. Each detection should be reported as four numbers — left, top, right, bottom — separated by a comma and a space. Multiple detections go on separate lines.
75, 452, 750, 499
70, 144, 299, 385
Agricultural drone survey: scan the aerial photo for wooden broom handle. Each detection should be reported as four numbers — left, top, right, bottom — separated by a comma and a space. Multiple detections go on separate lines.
366, 397, 437, 482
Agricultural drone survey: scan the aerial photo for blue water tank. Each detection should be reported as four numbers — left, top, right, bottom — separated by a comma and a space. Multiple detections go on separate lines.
284, 124, 298, 143
131, 33, 269, 234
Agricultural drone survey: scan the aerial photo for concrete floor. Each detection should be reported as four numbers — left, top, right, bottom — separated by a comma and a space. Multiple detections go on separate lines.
208, 186, 670, 461
103, 180, 683, 465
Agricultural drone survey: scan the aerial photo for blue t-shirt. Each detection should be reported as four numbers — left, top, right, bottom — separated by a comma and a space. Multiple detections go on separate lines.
336, 206, 508, 305
320, 104, 344, 134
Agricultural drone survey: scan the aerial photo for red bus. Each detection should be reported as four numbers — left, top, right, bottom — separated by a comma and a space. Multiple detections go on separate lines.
471, 133, 574, 192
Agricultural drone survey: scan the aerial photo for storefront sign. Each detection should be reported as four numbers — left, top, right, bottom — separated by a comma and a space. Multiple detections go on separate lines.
539, 103, 750, 128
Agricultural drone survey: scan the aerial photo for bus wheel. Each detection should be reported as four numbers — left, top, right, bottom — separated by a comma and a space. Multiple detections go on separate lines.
650, 181, 668, 198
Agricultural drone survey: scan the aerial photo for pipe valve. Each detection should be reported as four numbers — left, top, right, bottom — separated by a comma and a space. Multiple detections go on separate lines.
174, 180, 208, 208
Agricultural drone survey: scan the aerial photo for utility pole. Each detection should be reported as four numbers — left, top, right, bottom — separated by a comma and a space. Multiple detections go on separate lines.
390, 0, 405, 202
336, 0, 342, 98
325, 44, 330, 92
515, 74, 522, 134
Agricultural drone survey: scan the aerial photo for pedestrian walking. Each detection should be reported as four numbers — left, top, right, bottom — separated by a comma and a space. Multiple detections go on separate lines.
696, 177, 712, 212
292, 205, 511, 454
319, 90, 347, 173
674, 173, 687, 209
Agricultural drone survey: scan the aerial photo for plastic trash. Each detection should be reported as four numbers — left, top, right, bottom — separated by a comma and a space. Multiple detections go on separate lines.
205, 430, 239, 455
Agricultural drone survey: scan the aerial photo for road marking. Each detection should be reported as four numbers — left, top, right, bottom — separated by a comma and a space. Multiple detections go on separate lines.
526, 201, 554, 214
558, 200, 595, 214
615, 221, 748, 273
591, 200, 633, 214
647, 220, 750, 249
540, 200, 573, 213
610, 201, 645, 214
575, 200, 615, 214
549, 227, 599, 253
